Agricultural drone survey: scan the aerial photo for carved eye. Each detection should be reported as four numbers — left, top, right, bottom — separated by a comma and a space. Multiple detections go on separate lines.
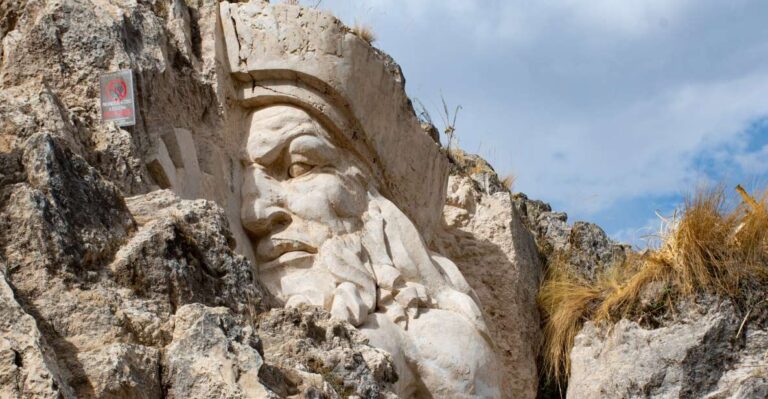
288, 162, 313, 178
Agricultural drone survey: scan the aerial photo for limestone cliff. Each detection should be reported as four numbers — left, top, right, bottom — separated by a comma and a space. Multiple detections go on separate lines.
0, 1, 542, 398
4, 1, 764, 399
0, 1, 398, 397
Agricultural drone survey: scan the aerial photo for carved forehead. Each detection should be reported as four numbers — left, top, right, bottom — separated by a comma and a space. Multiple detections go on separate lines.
246, 105, 331, 163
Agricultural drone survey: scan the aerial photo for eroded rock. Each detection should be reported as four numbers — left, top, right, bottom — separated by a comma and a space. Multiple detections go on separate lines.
438, 174, 544, 399
568, 299, 768, 398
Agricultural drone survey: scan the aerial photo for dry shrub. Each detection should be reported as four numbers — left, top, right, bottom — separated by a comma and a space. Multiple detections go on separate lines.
449, 148, 467, 166
351, 23, 376, 44
539, 186, 768, 383
501, 174, 515, 191
539, 255, 601, 382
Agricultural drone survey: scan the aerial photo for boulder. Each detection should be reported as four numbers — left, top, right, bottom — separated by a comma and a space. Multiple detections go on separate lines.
568, 299, 768, 398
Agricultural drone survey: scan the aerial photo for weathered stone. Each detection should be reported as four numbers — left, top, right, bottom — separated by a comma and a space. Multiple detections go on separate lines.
257, 306, 398, 399
568, 299, 768, 398
163, 304, 267, 399
438, 174, 544, 399
77, 344, 161, 399
0, 271, 74, 398
513, 192, 630, 280
1, 132, 134, 275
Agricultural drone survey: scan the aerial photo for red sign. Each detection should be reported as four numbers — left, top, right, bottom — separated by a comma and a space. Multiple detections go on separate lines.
99, 70, 135, 127
105, 78, 128, 101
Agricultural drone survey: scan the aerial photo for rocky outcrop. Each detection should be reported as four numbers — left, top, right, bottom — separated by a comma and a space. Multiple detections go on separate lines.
513, 193, 630, 280
438, 171, 543, 398
256, 307, 398, 399
1, 0, 506, 397
0, 131, 396, 397
9, 1, 761, 399
568, 298, 768, 399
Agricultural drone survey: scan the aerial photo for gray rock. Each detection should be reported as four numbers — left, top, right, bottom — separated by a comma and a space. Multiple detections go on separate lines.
163, 304, 267, 399
439, 174, 544, 399
512, 193, 630, 279
77, 344, 161, 399
257, 306, 399, 399
0, 270, 74, 398
568, 299, 768, 398
0, 121, 393, 396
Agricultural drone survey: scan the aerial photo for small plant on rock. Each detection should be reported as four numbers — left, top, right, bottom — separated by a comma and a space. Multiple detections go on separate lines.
351, 22, 377, 44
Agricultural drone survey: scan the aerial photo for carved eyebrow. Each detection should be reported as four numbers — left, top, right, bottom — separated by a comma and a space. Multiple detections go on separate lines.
246, 121, 317, 165
287, 134, 337, 163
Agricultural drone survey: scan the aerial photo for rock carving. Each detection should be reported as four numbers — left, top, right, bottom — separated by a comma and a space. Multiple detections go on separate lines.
223, 2, 503, 396
240, 102, 500, 398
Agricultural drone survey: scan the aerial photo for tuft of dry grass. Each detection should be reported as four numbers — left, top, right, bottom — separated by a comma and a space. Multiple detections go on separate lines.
539, 186, 768, 383
539, 255, 601, 382
448, 147, 467, 168
351, 22, 377, 44
501, 174, 515, 191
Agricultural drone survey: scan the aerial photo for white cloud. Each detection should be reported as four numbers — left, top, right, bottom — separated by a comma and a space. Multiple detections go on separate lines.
483, 69, 768, 218
333, 0, 694, 46
612, 215, 667, 249
319, 0, 768, 233
736, 144, 768, 174
555, 0, 692, 36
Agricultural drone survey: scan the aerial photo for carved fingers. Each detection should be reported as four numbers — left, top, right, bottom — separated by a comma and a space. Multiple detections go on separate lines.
317, 235, 377, 326
330, 282, 370, 326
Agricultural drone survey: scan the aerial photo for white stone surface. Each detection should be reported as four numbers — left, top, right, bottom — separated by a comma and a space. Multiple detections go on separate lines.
568, 300, 768, 399
239, 104, 501, 397
437, 175, 544, 399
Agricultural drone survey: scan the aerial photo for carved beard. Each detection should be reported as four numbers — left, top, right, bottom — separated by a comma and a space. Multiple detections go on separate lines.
282, 195, 488, 343
273, 165, 489, 340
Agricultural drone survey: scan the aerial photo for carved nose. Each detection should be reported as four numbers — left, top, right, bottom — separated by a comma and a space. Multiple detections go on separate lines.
242, 200, 292, 237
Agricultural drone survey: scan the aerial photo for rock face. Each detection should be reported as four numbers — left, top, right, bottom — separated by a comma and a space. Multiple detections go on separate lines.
438, 174, 543, 399
0, 134, 396, 397
513, 193, 630, 280
1, 0, 546, 398
568, 298, 768, 399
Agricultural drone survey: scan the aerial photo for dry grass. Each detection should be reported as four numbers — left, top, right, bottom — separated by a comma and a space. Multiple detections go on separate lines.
539, 186, 768, 383
539, 254, 602, 382
501, 174, 515, 191
351, 22, 377, 44
450, 148, 466, 164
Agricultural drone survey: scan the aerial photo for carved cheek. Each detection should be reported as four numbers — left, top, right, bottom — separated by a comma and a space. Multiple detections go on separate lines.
285, 173, 366, 224
241, 169, 279, 203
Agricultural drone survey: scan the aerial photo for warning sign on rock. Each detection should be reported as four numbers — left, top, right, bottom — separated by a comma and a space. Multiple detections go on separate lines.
100, 70, 136, 127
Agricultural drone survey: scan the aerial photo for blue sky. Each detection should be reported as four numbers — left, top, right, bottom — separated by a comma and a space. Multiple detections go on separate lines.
312, 0, 768, 247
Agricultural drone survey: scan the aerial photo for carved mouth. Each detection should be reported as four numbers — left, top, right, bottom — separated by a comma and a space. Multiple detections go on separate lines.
257, 238, 317, 271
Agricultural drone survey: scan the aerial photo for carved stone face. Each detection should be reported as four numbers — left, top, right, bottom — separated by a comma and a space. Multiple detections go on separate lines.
242, 104, 502, 398
241, 104, 373, 313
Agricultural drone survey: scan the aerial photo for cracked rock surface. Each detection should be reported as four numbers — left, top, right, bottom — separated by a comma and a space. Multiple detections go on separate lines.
0, 133, 397, 398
